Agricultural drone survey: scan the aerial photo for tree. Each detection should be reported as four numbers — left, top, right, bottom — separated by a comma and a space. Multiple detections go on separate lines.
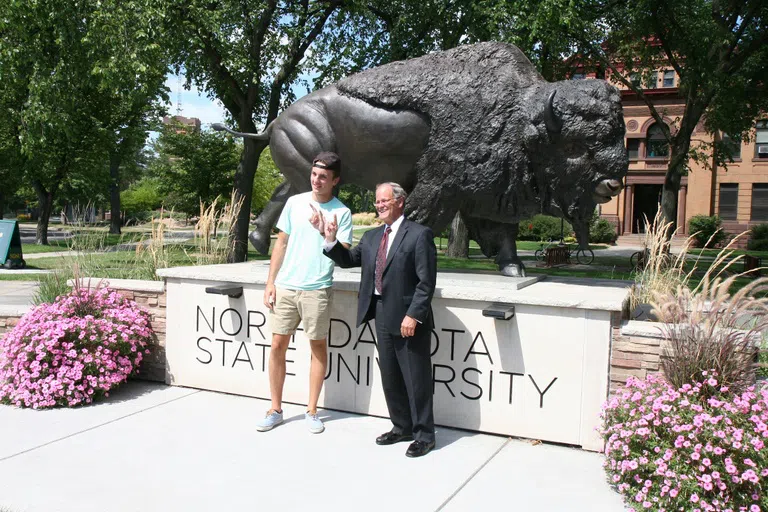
0, 0, 168, 242
0, 0, 107, 244
87, 0, 170, 234
253, 149, 284, 215
151, 123, 242, 217
160, 0, 344, 262
572, 0, 768, 228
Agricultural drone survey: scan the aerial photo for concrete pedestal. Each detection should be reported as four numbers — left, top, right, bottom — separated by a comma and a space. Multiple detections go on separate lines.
157, 262, 630, 451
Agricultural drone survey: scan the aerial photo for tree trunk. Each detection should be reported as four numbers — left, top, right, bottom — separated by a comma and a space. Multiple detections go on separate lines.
109, 150, 122, 235
31, 180, 56, 245
227, 137, 267, 262
661, 135, 693, 235
446, 211, 470, 258
0, 191, 5, 221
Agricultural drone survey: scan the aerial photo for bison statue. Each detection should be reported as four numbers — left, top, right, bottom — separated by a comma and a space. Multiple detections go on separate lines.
214, 41, 627, 277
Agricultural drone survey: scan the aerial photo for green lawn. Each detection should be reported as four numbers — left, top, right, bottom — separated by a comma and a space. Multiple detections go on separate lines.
21, 242, 69, 254
21, 231, 147, 255
8, 228, 766, 294
688, 247, 768, 259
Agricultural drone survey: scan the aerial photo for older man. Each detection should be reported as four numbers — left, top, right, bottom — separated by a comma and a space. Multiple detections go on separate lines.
317, 182, 437, 457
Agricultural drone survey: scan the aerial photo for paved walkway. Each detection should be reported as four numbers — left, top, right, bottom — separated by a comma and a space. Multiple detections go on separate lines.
0, 382, 627, 512
0, 281, 38, 308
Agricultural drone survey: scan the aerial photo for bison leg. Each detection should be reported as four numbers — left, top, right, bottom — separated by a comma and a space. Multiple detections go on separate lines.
464, 217, 526, 277
249, 180, 296, 254
496, 224, 526, 277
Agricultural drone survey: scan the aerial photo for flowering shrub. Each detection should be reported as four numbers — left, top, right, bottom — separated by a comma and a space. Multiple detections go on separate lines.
0, 288, 152, 408
602, 372, 768, 512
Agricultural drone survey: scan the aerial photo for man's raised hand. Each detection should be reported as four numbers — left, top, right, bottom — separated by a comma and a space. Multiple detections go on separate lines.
309, 203, 325, 234
324, 213, 338, 242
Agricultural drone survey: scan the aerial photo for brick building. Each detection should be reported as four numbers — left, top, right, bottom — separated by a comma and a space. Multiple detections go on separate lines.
162, 115, 201, 134
574, 68, 768, 245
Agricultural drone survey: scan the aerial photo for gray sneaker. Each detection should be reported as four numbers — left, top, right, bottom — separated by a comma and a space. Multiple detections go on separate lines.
256, 410, 283, 432
305, 411, 325, 434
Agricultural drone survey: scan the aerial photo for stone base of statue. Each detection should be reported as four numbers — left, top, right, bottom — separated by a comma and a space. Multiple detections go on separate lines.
157, 262, 630, 451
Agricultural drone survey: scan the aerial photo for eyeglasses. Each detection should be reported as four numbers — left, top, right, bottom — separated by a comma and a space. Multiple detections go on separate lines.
374, 198, 396, 206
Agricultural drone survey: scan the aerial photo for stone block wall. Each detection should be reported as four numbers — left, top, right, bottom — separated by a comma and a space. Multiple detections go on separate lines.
0, 313, 23, 338
609, 319, 666, 395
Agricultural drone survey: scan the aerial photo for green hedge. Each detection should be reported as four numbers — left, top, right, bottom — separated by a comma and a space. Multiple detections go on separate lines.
688, 215, 726, 248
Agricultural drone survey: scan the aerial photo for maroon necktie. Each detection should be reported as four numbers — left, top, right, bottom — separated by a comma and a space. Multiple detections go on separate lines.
375, 226, 392, 293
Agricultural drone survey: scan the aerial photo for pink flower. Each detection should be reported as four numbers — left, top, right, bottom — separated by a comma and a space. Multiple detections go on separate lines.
0, 288, 152, 409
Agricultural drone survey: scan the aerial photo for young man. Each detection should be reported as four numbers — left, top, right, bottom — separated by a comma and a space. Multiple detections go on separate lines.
256, 151, 352, 434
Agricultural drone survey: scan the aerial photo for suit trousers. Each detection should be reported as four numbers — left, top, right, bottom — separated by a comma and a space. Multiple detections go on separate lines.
374, 298, 435, 443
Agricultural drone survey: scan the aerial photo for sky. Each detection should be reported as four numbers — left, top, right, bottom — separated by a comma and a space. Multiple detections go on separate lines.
164, 73, 229, 127
162, 71, 314, 128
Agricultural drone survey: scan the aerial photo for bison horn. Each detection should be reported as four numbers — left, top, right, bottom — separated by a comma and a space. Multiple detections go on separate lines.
544, 90, 563, 134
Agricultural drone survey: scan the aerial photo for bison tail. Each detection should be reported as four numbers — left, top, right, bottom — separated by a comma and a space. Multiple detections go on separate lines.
211, 121, 272, 141
241, 122, 272, 141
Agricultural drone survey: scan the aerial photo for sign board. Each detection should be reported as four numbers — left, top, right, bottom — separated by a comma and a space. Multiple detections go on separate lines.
164, 280, 612, 450
0, 220, 25, 268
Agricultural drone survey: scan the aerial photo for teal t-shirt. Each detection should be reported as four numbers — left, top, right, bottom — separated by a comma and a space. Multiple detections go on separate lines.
275, 192, 353, 290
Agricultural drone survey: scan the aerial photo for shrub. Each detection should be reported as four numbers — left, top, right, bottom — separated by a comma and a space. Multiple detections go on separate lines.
689, 215, 727, 248
0, 286, 152, 408
522, 214, 572, 241
590, 217, 618, 244
748, 224, 768, 251
601, 372, 768, 512
121, 179, 162, 223
518, 219, 534, 240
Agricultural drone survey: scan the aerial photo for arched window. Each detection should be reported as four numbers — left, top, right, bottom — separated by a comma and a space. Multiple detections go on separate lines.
646, 124, 669, 158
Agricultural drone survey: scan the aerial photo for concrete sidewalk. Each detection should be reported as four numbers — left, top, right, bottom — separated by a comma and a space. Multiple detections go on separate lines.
0, 281, 38, 308
0, 382, 627, 512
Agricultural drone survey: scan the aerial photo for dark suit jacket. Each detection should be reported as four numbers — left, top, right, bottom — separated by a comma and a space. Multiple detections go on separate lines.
324, 219, 437, 335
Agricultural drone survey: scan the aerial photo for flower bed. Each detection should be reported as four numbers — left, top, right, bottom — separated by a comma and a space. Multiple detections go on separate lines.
0, 287, 152, 408
602, 372, 768, 511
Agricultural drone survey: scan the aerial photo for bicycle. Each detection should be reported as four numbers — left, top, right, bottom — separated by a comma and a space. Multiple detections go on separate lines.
573, 247, 595, 265
534, 240, 595, 266
534, 239, 558, 262
629, 249, 646, 271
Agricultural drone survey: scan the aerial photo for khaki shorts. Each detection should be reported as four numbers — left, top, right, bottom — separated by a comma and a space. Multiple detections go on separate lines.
270, 287, 333, 340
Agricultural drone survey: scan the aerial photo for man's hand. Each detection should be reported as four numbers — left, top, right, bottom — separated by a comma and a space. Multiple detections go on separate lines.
400, 315, 417, 338
309, 204, 325, 234
264, 283, 276, 311
324, 213, 338, 243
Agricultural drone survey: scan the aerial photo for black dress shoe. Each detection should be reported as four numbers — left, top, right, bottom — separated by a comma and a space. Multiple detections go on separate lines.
406, 440, 436, 458
376, 431, 413, 445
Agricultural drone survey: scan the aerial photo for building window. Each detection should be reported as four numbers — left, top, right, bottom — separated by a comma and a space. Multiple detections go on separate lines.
718, 184, 738, 220
646, 72, 657, 89
756, 121, 768, 158
751, 184, 768, 221
646, 124, 669, 158
571, 72, 585, 80
662, 70, 675, 88
630, 73, 642, 89
722, 133, 741, 160
627, 139, 640, 159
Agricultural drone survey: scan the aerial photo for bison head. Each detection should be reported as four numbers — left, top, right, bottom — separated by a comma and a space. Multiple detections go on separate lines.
524, 79, 627, 241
